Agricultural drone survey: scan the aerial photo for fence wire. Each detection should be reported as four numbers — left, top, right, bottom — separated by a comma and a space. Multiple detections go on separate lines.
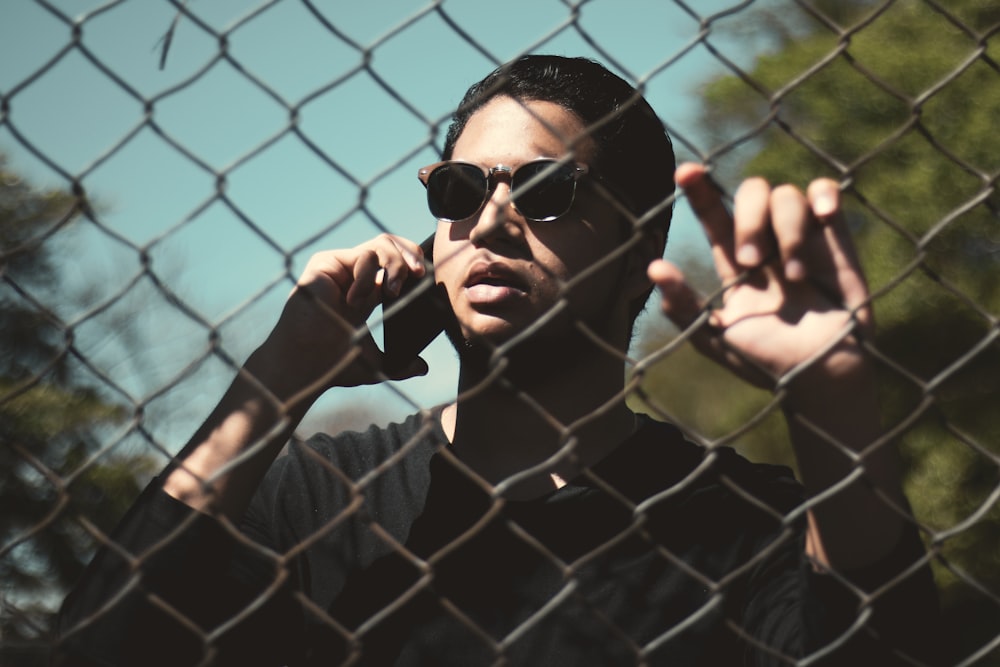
1, 0, 999, 665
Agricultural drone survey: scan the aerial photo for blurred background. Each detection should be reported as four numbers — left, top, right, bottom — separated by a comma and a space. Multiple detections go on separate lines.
2, 1, 998, 664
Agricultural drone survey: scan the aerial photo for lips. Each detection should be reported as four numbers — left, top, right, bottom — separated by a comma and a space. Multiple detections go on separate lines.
464, 261, 529, 305
466, 263, 527, 289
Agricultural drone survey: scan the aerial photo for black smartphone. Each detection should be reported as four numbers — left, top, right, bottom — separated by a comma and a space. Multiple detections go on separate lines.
380, 235, 454, 375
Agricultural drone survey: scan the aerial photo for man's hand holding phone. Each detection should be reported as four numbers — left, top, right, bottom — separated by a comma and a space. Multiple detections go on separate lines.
255, 233, 437, 401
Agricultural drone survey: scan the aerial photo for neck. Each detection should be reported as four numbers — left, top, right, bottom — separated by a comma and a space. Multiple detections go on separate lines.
441, 327, 636, 499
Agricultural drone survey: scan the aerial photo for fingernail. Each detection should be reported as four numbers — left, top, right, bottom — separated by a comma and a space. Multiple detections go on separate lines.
388, 279, 402, 296
737, 244, 761, 267
814, 193, 836, 217
785, 259, 805, 281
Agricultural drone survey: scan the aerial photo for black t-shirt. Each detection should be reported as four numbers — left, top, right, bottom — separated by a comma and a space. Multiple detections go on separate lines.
55, 412, 938, 666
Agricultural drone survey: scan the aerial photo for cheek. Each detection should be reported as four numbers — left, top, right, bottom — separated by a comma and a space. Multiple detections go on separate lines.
534, 221, 622, 279
433, 259, 464, 312
432, 232, 464, 286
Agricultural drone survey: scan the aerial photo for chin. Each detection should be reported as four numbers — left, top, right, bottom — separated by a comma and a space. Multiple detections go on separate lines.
448, 316, 588, 361
446, 326, 512, 356
453, 310, 529, 343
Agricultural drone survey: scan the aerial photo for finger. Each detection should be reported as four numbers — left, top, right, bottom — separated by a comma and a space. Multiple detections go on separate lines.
806, 180, 872, 323
648, 259, 704, 331
732, 177, 773, 268
385, 355, 429, 382
648, 259, 735, 370
345, 234, 426, 307
675, 163, 740, 283
296, 250, 352, 292
377, 235, 426, 297
769, 184, 811, 282
346, 249, 382, 309
347, 315, 430, 384
807, 178, 841, 222
334, 330, 422, 388
396, 234, 428, 270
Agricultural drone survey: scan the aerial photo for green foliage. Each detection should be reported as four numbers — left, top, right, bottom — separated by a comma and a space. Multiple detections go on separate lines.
639, 1, 1000, 663
0, 156, 155, 662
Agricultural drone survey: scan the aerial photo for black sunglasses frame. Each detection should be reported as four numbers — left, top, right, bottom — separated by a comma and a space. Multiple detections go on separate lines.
417, 159, 589, 223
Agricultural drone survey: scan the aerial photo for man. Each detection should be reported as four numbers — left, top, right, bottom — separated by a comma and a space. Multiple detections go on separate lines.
56, 55, 937, 665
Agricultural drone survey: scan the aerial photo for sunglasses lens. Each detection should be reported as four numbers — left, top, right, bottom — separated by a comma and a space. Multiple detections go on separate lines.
426, 163, 487, 221
512, 161, 578, 221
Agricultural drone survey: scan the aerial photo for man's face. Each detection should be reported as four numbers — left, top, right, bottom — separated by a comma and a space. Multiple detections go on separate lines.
432, 96, 633, 348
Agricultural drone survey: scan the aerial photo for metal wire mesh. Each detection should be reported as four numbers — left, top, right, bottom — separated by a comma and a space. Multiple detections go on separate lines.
2, 0, 998, 665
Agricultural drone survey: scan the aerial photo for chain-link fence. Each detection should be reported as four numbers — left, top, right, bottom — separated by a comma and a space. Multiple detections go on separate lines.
2, 0, 999, 665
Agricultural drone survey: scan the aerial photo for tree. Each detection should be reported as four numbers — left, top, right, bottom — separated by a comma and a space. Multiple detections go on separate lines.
635, 1, 1000, 663
0, 156, 157, 665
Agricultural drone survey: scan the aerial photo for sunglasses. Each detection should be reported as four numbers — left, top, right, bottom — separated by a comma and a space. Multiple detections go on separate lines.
418, 159, 589, 223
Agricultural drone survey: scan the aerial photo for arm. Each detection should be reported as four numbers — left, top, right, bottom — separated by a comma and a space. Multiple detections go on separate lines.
648, 163, 908, 573
163, 234, 429, 521
55, 234, 429, 665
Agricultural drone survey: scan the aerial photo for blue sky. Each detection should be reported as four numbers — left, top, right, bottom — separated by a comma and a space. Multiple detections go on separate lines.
1, 0, 776, 450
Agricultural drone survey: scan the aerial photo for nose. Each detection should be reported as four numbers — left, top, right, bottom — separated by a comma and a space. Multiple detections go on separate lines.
468, 181, 523, 247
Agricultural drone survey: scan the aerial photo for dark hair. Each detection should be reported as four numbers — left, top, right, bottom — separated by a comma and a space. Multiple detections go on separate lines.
442, 55, 676, 327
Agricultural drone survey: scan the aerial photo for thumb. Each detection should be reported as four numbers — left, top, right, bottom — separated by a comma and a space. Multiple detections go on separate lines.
382, 354, 429, 382
646, 259, 738, 378
647, 259, 705, 331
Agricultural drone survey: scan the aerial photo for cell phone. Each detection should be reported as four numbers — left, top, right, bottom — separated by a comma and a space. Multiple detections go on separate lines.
380, 235, 454, 375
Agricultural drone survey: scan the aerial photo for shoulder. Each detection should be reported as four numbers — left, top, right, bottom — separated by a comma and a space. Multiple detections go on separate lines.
295, 410, 445, 481
245, 410, 444, 535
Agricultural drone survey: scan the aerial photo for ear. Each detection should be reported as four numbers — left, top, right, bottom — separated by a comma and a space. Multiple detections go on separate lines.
622, 226, 666, 300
